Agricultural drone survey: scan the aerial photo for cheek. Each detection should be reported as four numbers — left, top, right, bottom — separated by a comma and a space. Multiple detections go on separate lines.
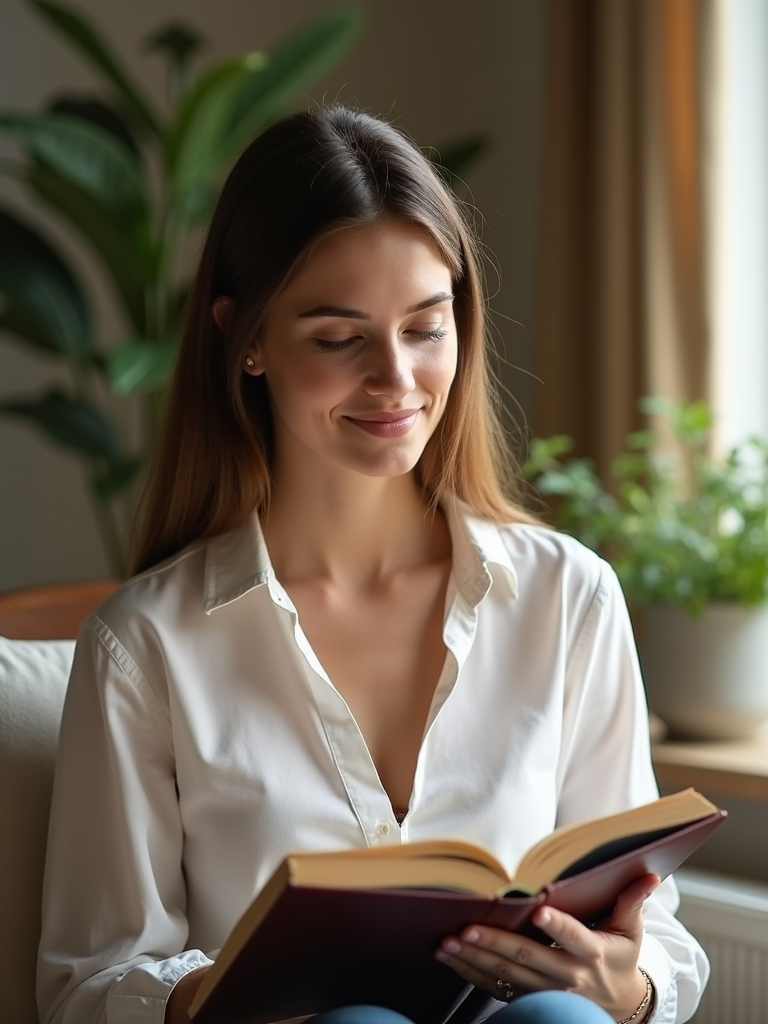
266, 360, 353, 423
422, 341, 458, 393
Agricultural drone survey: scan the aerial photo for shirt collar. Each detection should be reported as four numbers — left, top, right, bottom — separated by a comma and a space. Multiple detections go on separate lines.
203, 499, 519, 614
203, 516, 272, 614
443, 497, 518, 606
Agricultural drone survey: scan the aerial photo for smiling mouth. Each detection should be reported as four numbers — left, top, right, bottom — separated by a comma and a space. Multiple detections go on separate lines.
343, 409, 421, 438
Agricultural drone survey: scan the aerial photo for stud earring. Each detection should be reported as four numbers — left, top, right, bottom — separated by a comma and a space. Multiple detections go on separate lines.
245, 357, 255, 368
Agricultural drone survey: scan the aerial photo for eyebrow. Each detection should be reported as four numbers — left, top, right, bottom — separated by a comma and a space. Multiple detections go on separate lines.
297, 291, 455, 320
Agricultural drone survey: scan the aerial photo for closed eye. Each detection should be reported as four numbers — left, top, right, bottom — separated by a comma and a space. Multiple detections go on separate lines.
411, 328, 448, 342
313, 336, 359, 352
313, 327, 448, 352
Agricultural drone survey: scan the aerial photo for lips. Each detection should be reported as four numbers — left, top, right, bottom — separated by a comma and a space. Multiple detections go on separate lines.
343, 408, 421, 438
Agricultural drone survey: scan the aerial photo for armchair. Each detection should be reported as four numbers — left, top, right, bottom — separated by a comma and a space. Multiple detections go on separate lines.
0, 581, 117, 1024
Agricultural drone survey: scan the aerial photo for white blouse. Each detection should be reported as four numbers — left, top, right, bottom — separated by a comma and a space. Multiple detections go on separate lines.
37, 502, 708, 1024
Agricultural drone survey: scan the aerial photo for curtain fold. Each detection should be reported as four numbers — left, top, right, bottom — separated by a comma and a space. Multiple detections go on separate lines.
533, 0, 713, 478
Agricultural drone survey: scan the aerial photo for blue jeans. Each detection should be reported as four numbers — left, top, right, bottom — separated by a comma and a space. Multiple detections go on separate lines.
312, 993, 615, 1024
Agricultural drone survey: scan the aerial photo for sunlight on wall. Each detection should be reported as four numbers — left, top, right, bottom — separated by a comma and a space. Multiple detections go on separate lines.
710, 0, 768, 448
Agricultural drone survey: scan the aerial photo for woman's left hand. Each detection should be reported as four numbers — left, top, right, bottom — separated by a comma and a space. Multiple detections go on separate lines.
435, 873, 660, 1020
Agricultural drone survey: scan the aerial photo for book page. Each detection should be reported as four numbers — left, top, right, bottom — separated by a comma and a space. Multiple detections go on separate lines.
513, 789, 718, 893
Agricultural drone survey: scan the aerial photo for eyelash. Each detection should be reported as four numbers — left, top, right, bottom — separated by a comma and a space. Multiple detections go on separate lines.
414, 328, 448, 342
313, 328, 448, 353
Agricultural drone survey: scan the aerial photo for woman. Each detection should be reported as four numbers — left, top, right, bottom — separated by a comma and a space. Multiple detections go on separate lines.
37, 106, 707, 1024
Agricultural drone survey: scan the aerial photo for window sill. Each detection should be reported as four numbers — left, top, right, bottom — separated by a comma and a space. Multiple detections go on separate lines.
651, 717, 768, 801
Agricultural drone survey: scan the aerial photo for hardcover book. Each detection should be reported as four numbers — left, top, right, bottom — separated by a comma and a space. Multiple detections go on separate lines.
190, 788, 726, 1024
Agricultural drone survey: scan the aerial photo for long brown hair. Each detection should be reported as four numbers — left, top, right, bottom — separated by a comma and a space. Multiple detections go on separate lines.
132, 106, 532, 574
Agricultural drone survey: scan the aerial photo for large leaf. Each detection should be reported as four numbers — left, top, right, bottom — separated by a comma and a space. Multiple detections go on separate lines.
0, 112, 148, 218
173, 182, 218, 225
107, 339, 176, 395
49, 94, 140, 155
31, 0, 160, 137
0, 208, 91, 356
27, 161, 154, 332
0, 388, 120, 459
167, 57, 261, 192
220, 6, 365, 161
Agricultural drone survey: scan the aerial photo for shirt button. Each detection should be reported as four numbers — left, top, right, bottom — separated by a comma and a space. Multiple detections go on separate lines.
376, 822, 391, 837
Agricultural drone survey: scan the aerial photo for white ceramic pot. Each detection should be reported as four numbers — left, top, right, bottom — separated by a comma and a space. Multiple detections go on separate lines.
641, 604, 768, 740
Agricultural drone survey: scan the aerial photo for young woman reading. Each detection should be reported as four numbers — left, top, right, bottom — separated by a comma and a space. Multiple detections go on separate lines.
37, 107, 708, 1024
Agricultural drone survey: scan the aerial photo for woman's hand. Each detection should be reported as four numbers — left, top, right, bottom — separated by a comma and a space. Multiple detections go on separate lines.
435, 873, 659, 1021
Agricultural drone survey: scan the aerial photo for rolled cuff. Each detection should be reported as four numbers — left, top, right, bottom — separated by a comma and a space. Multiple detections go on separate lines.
105, 950, 213, 1024
639, 933, 675, 1023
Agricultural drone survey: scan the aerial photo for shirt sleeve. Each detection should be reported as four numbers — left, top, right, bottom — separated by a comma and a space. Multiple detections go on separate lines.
37, 616, 212, 1024
555, 558, 709, 1024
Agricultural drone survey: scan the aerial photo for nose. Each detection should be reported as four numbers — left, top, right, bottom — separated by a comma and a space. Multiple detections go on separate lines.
363, 337, 416, 398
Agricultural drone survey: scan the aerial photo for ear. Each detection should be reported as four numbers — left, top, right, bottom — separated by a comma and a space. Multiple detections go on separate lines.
213, 296, 264, 375
212, 295, 234, 334
243, 347, 265, 376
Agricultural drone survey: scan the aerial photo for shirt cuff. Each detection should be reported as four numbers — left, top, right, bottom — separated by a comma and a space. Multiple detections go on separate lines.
639, 933, 676, 1024
105, 950, 213, 1024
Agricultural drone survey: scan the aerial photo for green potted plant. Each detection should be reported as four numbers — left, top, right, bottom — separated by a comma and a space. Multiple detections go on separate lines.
524, 396, 768, 740
0, 2, 488, 578
0, 1, 364, 575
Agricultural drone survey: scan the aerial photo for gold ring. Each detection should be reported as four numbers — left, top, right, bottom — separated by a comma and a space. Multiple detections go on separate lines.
496, 978, 514, 1001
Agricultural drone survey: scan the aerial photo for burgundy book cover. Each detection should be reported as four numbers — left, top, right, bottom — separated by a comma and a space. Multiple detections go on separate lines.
192, 887, 534, 1024
192, 811, 726, 1024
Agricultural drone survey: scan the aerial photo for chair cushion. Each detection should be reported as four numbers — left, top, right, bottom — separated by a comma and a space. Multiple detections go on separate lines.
0, 637, 75, 1024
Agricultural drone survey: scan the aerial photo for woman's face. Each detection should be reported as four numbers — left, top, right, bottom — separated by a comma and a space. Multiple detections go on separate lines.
247, 218, 458, 484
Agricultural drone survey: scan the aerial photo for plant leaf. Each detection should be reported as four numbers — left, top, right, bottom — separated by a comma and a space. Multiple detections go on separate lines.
93, 456, 142, 498
0, 112, 148, 218
431, 135, 490, 188
27, 161, 154, 333
49, 94, 140, 155
31, 0, 160, 137
220, 6, 365, 160
173, 182, 217, 225
0, 389, 120, 458
145, 22, 208, 104
167, 57, 257, 191
0, 207, 91, 356
145, 23, 205, 64
0, 299, 60, 353
107, 339, 176, 394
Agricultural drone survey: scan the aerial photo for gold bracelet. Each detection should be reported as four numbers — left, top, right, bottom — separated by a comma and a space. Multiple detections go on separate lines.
616, 967, 654, 1024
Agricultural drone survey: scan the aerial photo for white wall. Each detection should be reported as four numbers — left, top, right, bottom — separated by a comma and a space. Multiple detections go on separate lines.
708, 0, 768, 449
0, 0, 545, 588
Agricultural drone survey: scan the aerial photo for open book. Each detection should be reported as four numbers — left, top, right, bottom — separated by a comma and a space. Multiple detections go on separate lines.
190, 789, 725, 1024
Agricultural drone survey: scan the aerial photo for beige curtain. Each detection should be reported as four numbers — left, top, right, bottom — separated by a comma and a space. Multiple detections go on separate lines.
533, 0, 714, 478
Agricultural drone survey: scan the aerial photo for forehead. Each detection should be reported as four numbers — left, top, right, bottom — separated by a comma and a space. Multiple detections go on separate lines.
276, 219, 454, 309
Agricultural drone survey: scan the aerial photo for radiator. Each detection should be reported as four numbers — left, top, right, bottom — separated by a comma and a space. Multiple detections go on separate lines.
675, 869, 768, 1024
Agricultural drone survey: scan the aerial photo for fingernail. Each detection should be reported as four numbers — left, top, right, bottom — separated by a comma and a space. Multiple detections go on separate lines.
435, 950, 452, 963
443, 939, 462, 954
538, 909, 551, 926
463, 929, 480, 943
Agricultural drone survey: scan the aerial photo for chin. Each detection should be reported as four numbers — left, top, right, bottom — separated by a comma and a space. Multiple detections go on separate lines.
342, 446, 425, 480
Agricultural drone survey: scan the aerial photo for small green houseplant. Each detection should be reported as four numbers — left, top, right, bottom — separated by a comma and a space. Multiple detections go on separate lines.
524, 396, 768, 738
525, 396, 768, 615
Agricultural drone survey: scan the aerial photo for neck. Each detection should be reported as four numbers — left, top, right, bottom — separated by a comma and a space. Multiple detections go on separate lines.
261, 469, 449, 589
